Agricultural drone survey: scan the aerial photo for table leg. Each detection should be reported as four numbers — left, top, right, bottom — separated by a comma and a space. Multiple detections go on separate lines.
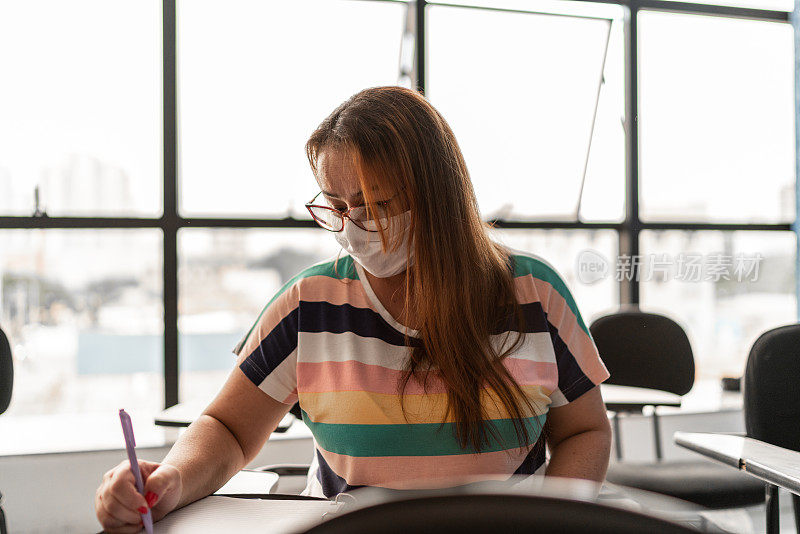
612, 412, 623, 461
651, 409, 662, 461
766, 483, 780, 534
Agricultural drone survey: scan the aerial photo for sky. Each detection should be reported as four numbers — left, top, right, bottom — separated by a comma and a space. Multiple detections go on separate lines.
0, 0, 793, 224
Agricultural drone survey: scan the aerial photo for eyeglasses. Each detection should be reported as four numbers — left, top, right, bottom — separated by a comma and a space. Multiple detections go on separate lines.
305, 191, 399, 232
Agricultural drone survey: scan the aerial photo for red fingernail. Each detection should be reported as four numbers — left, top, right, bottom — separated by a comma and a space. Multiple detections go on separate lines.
138, 506, 147, 514
145, 491, 158, 507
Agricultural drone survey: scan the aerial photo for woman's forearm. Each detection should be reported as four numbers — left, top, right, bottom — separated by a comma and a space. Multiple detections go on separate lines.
544, 427, 611, 483
162, 414, 248, 509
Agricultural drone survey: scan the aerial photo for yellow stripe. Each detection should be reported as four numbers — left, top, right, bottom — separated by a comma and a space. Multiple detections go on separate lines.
298, 386, 551, 425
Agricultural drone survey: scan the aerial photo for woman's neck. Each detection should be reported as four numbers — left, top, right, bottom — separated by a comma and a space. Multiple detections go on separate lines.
364, 269, 415, 327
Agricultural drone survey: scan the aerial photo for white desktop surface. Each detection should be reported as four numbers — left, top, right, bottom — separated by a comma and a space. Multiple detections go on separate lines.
600, 384, 682, 407
152, 496, 341, 533
674, 431, 800, 494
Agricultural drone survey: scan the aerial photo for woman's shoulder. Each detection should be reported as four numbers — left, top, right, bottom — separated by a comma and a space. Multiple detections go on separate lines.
500, 245, 585, 314
282, 253, 360, 292
501, 245, 566, 286
232, 253, 359, 356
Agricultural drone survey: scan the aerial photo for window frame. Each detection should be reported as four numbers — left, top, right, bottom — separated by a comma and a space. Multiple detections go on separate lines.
0, 0, 795, 409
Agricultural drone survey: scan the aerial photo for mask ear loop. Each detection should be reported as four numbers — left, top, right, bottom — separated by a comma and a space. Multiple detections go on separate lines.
332, 237, 358, 282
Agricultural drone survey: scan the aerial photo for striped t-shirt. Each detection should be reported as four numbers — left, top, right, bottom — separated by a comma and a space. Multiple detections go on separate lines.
233, 249, 609, 498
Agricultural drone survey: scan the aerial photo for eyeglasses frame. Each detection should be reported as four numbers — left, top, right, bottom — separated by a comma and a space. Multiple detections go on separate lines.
304, 190, 400, 233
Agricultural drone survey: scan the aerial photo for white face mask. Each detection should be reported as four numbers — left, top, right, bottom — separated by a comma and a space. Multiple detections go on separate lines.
334, 211, 412, 278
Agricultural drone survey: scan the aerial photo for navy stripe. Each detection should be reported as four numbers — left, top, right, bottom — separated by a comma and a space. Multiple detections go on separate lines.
299, 301, 416, 346
492, 302, 551, 335
316, 449, 364, 498
547, 318, 592, 402
239, 307, 299, 381
299, 301, 550, 341
512, 436, 547, 475
239, 357, 267, 386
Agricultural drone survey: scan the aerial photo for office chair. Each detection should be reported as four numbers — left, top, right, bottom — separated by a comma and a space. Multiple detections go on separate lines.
301, 492, 698, 534
743, 323, 800, 533
591, 308, 765, 509
0, 325, 13, 534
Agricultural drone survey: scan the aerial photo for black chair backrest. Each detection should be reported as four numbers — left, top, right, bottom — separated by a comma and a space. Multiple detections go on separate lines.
744, 323, 800, 452
589, 310, 695, 396
0, 326, 12, 415
302, 494, 697, 534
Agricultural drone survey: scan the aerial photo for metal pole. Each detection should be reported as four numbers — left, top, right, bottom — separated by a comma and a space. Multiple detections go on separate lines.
793, 0, 800, 321
765, 483, 780, 534
415, 0, 426, 94
163, 0, 179, 409
622, 0, 641, 306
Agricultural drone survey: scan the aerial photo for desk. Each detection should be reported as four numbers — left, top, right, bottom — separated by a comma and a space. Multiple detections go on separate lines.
601, 384, 682, 412
154, 400, 294, 432
152, 495, 341, 533
152, 480, 706, 534
601, 384, 682, 460
674, 432, 800, 493
214, 469, 280, 496
675, 431, 800, 534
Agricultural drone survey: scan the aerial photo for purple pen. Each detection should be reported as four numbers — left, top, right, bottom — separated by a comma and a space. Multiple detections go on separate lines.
119, 409, 154, 534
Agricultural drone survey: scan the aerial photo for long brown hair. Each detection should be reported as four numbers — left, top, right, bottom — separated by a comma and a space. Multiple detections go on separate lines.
306, 86, 541, 451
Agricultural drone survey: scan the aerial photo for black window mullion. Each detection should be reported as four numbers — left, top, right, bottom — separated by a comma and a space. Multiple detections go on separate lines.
795, 0, 800, 321
621, 0, 641, 306
163, 0, 179, 409
415, 0, 426, 94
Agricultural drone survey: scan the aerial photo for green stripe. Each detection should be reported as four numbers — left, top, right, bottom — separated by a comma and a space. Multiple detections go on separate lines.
236, 255, 357, 354
511, 254, 591, 337
303, 409, 547, 457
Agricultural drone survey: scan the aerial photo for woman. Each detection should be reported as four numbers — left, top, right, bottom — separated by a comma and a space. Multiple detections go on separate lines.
95, 86, 611, 532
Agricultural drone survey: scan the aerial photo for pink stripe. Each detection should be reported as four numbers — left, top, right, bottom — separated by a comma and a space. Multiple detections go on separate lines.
515, 275, 609, 385
299, 275, 373, 308
297, 359, 556, 395
317, 444, 534, 489
505, 357, 558, 391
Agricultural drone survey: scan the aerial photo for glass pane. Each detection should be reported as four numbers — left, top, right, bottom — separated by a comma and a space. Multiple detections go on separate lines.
0, 0, 162, 217
0, 230, 163, 417
490, 229, 619, 323
640, 230, 797, 379
178, 228, 342, 401
427, 5, 625, 222
639, 12, 795, 223
178, 0, 408, 218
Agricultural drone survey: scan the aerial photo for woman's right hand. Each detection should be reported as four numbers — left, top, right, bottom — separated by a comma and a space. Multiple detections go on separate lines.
95, 459, 183, 533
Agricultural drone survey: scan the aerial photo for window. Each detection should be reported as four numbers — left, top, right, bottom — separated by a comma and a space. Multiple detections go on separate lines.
1, 0, 796, 427
640, 230, 796, 379
427, 4, 625, 222
178, 228, 341, 401
0, 230, 163, 416
178, 0, 408, 218
0, 0, 162, 217
639, 11, 794, 223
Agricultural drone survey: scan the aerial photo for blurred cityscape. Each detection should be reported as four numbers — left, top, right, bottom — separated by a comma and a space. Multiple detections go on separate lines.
0, 0, 796, 421
0, 154, 795, 419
